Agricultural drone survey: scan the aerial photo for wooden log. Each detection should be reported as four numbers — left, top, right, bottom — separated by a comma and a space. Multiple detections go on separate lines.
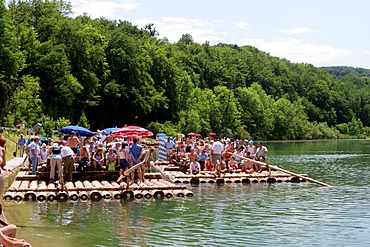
216, 178, 225, 184
134, 190, 143, 199
75, 181, 88, 201
93, 180, 111, 199
83, 181, 102, 200
14, 181, 30, 201
190, 177, 200, 184
36, 181, 48, 202
47, 182, 56, 201
151, 190, 165, 200
57, 191, 68, 201
109, 181, 123, 199
242, 178, 250, 184
101, 181, 120, 199
163, 190, 173, 198
143, 191, 152, 199
173, 190, 185, 197
183, 189, 194, 197
290, 176, 301, 183
24, 180, 38, 201
144, 172, 162, 179
121, 190, 134, 200
65, 182, 79, 201
3, 180, 21, 201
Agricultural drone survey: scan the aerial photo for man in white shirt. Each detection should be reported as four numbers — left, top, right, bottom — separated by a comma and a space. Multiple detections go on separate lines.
61, 142, 75, 182
164, 137, 174, 162
255, 142, 268, 172
211, 136, 224, 174
29, 136, 40, 175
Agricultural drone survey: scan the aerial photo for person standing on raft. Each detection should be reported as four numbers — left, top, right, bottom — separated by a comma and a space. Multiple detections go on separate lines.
129, 139, 143, 184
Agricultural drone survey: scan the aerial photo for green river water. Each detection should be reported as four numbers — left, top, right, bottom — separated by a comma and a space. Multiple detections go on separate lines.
3, 140, 370, 246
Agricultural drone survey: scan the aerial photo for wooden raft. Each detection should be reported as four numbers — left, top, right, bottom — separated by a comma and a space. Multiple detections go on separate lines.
3, 171, 194, 202
154, 164, 308, 184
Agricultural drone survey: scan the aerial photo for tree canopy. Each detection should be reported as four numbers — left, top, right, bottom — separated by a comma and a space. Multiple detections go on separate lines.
1, 0, 369, 139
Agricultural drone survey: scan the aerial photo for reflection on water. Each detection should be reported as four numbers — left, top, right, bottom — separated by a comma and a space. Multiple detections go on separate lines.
3, 140, 370, 246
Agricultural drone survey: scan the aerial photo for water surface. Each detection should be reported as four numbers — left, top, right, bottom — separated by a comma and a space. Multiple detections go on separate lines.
4, 140, 370, 246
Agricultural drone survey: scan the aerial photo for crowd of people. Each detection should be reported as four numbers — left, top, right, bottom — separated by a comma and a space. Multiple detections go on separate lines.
165, 136, 269, 176
17, 131, 154, 185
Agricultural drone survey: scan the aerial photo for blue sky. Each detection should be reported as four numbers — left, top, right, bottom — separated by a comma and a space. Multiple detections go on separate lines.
71, 0, 370, 68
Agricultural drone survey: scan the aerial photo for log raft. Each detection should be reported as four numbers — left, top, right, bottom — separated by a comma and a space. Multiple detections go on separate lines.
5, 160, 320, 202
154, 164, 310, 185
4, 171, 193, 202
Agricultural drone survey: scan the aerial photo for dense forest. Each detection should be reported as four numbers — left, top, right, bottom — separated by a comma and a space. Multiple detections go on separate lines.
0, 0, 369, 140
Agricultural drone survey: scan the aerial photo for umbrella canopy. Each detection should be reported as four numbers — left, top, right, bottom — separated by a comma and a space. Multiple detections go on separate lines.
209, 132, 217, 136
112, 125, 154, 138
187, 132, 196, 136
101, 127, 118, 134
59, 125, 95, 137
156, 133, 167, 137
195, 133, 202, 137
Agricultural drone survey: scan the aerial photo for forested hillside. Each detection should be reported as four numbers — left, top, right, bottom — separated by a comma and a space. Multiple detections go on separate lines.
0, 0, 369, 140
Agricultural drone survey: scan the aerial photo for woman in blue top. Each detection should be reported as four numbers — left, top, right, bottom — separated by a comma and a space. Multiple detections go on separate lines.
198, 149, 210, 171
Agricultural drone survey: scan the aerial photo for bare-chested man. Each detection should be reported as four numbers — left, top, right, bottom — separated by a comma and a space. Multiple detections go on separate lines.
67, 131, 80, 154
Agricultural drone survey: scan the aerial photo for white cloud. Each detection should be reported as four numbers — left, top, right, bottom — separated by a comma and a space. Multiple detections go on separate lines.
72, 0, 141, 19
134, 17, 224, 44
363, 50, 370, 55
240, 38, 352, 65
284, 27, 312, 35
234, 21, 251, 29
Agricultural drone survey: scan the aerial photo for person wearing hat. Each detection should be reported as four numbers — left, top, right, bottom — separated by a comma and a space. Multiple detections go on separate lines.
29, 136, 40, 175
17, 134, 26, 157
38, 143, 49, 165
246, 140, 256, 158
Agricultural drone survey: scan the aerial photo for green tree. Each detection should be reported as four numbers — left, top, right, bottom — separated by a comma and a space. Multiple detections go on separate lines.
9, 75, 42, 126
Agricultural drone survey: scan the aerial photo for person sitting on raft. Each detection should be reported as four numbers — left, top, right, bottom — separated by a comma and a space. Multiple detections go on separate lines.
188, 160, 200, 175
228, 156, 241, 173
255, 142, 268, 173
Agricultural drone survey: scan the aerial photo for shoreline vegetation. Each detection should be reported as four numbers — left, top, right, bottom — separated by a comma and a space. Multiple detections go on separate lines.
0, 1, 369, 143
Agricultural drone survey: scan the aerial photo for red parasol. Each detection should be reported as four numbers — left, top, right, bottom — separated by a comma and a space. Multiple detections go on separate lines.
187, 132, 196, 136
112, 125, 154, 138
209, 132, 217, 136
195, 133, 202, 137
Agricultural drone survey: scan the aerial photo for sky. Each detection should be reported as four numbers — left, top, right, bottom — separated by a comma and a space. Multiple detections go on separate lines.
71, 0, 370, 69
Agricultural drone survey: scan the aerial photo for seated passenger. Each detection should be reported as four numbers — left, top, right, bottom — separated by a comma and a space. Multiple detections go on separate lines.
77, 146, 91, 171
198, 149, 210, 171
228, 156, 240, 173
92, 148, 104, 170
106, 148, 117, 171
188, 160, 200, 174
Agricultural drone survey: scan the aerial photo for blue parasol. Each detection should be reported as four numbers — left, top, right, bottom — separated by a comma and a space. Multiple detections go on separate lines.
59, 125, 95, 136
101, 127, 118, 134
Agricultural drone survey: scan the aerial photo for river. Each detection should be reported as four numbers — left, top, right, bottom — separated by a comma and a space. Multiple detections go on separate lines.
3, 139, 370, 246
